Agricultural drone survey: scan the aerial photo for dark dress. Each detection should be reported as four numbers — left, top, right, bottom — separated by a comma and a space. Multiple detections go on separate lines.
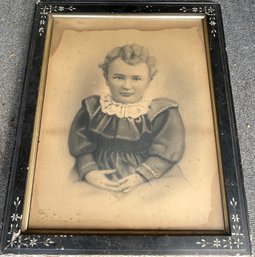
68, 95, 185, 182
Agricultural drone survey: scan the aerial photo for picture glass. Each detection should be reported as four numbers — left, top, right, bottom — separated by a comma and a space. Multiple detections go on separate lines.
23, 14, 227, 232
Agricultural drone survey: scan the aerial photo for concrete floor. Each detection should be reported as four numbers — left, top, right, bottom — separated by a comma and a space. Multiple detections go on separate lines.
0, 0, 254, 255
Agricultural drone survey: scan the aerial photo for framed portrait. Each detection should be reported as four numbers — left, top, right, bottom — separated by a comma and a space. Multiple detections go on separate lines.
0, 0, 251, 255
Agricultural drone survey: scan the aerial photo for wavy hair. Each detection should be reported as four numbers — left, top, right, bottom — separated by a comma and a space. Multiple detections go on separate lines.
99, 44, 158, 80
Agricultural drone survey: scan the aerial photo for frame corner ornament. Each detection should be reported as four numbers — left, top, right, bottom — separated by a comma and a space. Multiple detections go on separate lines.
5, 197, 56, 249
39, 4, 76, 36
196, 197, 245, 251
179, 6, 217, 37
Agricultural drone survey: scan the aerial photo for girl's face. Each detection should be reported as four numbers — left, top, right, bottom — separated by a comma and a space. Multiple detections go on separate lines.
106, 58, 150, 104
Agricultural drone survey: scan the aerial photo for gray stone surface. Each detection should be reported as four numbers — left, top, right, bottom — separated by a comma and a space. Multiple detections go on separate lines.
0, 0, 254, 255
0, 0, 35, 222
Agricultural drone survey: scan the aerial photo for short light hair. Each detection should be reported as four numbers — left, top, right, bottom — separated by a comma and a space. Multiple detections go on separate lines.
99, 44, 158, 80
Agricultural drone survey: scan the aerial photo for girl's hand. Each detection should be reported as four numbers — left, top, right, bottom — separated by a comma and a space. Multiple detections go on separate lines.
85, 169, 120, 192
118, 174, 145, 193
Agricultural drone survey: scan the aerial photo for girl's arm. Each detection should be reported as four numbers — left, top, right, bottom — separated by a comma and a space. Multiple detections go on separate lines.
136, 107, 185, 181
68, 105, 99, 180
69, 104, 120, 191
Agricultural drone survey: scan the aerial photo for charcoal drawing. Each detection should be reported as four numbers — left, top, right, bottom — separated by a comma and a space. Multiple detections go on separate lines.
68, 44, 185, 194
26, 17, 225, 230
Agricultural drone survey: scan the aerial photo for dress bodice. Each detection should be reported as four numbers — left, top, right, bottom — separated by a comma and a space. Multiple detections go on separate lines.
69, 95, 185, 181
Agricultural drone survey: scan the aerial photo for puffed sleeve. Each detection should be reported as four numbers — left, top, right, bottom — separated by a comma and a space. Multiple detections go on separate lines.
68, 102, 99, 179
136, 107, 185, 181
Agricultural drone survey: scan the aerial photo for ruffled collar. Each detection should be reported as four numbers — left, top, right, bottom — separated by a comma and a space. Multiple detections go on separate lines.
100, 92, 151, 119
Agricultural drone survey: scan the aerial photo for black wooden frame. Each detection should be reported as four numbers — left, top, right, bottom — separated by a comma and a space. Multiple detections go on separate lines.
0, 1, 251, 255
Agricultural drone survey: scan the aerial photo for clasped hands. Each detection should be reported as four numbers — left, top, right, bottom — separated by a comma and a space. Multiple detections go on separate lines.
85, 169, 144, 193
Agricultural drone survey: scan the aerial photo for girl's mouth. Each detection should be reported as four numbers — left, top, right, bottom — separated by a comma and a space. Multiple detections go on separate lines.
120, 92, 134, 97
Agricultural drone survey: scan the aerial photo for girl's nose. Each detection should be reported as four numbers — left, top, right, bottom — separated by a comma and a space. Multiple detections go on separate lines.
122, 79, 132, 90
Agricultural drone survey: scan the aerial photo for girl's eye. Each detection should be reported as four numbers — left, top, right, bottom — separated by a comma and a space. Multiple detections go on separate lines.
132, 76, 142, 81
113, 76, 124, 80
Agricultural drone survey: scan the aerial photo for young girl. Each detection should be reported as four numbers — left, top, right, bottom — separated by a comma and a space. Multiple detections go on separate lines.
68, 44, 185, 194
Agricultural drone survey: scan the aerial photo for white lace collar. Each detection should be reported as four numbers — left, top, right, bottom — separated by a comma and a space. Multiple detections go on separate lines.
100, 92, 151, 119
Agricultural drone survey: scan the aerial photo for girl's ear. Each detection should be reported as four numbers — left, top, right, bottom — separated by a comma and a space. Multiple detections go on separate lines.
104, 73, 109, 86
147, 78, 152, 86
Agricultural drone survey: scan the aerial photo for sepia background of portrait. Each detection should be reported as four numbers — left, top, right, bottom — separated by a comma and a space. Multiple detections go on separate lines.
26, 15, 226, 231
